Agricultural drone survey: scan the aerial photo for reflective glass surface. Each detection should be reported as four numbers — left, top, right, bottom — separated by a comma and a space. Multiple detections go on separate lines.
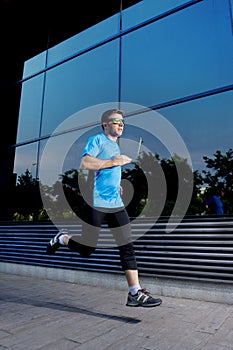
16, 75, 45, 143
11, 0, 233, 222
47, 14, 120, 67
13, 143, 39, 181
39, 127, 94, 188
122, 0, 194, 30
41, 41, 120, 137
23, 51, 47, 79
121, 0, 233, 106
120, 91, 233, 174
158, 91, 233, 172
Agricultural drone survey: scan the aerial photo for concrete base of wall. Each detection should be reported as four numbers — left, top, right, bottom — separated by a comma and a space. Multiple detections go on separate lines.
1, 262, 233, 304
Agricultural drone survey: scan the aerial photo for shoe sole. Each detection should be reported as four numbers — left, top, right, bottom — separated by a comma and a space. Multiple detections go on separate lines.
126, 300, 162, 307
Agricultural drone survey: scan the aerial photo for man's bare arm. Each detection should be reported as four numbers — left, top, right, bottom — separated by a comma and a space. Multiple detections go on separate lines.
80, 154, 132, 171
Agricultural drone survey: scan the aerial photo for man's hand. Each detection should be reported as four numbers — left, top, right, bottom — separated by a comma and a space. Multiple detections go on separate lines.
112, 155, 132, 166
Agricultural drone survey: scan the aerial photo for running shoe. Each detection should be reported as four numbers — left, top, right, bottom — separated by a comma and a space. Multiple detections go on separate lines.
46, 229, 68, 254
126, 288, 162, 307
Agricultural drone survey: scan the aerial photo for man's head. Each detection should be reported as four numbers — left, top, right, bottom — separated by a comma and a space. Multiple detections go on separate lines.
101, 109, 124, 125
101, 109, 125, 140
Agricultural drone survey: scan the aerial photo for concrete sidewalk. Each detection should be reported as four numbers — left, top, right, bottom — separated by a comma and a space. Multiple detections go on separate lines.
1, 271, 233, 350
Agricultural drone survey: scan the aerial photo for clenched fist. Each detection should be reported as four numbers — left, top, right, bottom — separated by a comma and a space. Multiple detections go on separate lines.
113, 155, 132, 166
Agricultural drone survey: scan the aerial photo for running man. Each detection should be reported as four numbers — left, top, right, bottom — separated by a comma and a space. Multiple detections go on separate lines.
46, 109, 162, 308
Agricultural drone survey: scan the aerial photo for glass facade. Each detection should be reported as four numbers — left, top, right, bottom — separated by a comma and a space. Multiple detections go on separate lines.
41, 40, 120, 137
11, 0, 233, 222
121, 0, 233, 105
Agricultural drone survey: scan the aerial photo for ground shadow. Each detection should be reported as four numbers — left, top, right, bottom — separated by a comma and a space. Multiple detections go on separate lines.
3, 296, 141, 324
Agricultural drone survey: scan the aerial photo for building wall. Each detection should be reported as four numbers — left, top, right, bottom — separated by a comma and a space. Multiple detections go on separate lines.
11, 0, 233, 222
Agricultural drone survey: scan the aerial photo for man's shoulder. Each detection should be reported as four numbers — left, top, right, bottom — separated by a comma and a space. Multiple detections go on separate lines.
86, 133, 104, 143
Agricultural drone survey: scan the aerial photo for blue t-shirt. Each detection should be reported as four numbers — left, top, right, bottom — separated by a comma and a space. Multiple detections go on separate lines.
81, 133, 124, 208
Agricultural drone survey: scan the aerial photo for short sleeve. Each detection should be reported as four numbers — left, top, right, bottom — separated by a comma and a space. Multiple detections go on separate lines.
81, 135, 101, 158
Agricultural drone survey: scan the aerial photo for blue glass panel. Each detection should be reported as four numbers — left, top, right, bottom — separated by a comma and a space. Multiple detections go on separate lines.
160, 91, 233, 172
16, 75, 44, 143
47, 14, 120, 67
121, 0, 233, 106
122, 0, 193, 30
13, 143, 38, 181
41, 41, 120, 137
39, 129, 91, 187
23, 52, 47, 79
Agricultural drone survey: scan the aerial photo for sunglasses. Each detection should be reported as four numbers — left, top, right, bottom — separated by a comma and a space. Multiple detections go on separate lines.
108, 118, 125, 125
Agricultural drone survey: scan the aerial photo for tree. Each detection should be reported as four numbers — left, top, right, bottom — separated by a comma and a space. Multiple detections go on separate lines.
13, 169, 42, 220
122, 151, 194, 217
39, 169, 88, 221
202, 149, 233, 189
200, 149, 233, 214
60, 168, 87, 220
121, 162, 148, 217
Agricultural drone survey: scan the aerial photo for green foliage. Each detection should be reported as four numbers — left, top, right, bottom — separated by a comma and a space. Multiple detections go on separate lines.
13, 169, 42, 221
199, 148, 233, 214
202, 149, 233, 189
12, 148, 233, 221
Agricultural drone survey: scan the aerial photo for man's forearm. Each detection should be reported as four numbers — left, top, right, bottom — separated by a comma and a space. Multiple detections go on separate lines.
80, 154, 132, 170
80, 155, 114, 170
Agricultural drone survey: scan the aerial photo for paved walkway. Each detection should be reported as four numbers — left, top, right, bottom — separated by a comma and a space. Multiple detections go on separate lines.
1, 272, 233, 350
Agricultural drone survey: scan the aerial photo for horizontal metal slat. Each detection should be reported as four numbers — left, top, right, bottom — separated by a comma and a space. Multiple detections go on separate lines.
1, 216, 233, 284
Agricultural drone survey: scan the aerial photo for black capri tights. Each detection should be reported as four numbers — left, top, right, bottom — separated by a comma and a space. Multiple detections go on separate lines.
68, 206, 137, 271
